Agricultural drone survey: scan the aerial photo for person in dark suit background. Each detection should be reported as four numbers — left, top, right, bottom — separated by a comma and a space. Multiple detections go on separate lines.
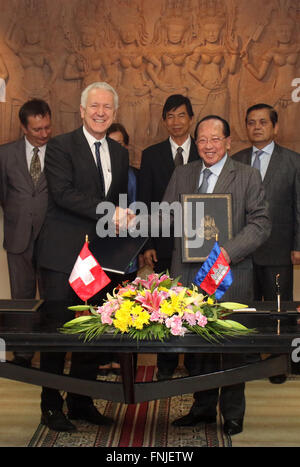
0, 99, 52, 367
232, 103, 300, 302
138, 94, 199, 380
163, 115, 271, 435
37, 82, 129, 432
99, 122, 140, 376
107, 122, 139, 215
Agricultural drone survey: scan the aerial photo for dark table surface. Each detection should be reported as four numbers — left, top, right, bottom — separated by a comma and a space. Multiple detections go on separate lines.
1, 300, 299, 403
0, 300, 300, 354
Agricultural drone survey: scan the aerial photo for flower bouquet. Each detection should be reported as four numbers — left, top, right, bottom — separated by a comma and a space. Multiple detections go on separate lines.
61, 273, 255, 342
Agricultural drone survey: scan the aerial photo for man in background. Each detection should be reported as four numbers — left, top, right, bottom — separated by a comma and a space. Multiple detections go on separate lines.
138, 94, 199, 380
232, 103, 300, 302
0, 99, 52, 367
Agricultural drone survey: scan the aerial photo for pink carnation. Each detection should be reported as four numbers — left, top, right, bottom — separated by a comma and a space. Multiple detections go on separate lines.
183, 312, 197, 326
96, 302, 118, 325
195, 312, 208, 328
165, 315, 186, 336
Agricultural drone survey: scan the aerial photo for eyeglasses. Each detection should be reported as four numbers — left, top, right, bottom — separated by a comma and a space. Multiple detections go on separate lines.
196, 137, 227, 145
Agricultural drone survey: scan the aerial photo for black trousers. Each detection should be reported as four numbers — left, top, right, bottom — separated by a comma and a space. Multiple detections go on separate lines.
39, 268, 124, 411
187, 353, 246, 421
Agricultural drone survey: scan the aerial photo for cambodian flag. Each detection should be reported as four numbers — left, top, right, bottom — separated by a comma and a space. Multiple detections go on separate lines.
193, 241, 233, 300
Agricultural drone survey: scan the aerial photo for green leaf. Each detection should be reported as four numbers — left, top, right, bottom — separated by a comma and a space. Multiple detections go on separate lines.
220, 302, 248, 310
68, 305, 91, 311
63, 315, 93, 327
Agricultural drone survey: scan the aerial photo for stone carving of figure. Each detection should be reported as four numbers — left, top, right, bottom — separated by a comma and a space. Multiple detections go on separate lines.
108, 0, 152, 164
147, 0, 195, 139
187, 0, 239, 123
5, 4, 57, 102
4, 0, 57, 139
61, 1, 113, 132
241, 1, 300, 145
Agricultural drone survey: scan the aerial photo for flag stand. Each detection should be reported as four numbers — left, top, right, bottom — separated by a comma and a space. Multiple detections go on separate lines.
276, 274, 281, 335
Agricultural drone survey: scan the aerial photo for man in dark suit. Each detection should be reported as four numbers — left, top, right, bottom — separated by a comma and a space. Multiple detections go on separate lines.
37, 82, 129, 432
138, 94, 199, 380
232, 103, 300, 301
163, 115, 271, 435
0, 99, 52, 366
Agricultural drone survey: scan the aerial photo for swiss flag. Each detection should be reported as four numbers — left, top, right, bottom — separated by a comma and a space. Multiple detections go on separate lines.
69, 241, 111, 301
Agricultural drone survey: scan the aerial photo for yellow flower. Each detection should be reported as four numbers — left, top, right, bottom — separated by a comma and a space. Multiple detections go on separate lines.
119, 289, 136, 298
207, 297, 215, 305
158, 286, 169, 293
113, 318, 129, 333
159, 290, 190, 317
160, 300, 176, 316
133, 309, 150, 330
113, 301, 135, 332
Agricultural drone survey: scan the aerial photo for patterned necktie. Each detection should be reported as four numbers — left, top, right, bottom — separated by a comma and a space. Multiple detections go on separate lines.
30, 147, 41, 185
252, 149, 264, 172
94, 141, 105, 195
174, 147, 184, 166
198, 168, 212, 193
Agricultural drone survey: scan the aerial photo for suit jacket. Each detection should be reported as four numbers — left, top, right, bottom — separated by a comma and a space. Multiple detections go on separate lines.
0, 138, 48, 254
162, 157, 271, 301
37, 127, 128, 274
232, 143, 300, 266
138, 138, 199, 261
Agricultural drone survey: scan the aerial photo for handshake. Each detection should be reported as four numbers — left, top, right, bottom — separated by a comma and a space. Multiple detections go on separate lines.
113, 206, 136, 234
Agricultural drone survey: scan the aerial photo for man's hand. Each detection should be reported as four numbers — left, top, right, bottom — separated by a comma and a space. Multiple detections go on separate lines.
291, 250, 300, 265
113, 207, 135, 234
144, 249, 157, 269
221, 247, 231, 264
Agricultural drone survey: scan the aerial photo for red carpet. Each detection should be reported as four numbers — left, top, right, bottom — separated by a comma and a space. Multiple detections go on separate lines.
29, 366, 231, 447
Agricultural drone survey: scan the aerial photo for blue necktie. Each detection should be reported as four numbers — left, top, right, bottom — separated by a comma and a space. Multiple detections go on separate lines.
198, 168, 212, 193
252, 149, 264, 173
94, 141, 105, 195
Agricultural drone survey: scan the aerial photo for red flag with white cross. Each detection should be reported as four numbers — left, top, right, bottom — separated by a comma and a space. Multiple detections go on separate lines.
69, 240, 111, 301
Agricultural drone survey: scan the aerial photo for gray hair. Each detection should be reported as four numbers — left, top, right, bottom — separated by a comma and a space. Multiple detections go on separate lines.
80, 82, 119, 109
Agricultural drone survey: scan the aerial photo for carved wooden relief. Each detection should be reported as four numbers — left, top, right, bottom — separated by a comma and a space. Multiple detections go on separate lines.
0, 0, 299, 165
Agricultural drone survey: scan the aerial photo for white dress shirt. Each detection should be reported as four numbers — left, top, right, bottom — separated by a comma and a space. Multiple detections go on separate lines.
83, 126, 112, 195
199, 154, 228, 193
251, 141, 274, 180
25, 137, 46, 172
169, 135, 192, 164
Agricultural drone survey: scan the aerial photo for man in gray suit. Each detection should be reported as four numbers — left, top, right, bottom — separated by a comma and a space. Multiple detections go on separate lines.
163, 115, 271, 435
232, 103, 300, 301
0, 99, 52, 366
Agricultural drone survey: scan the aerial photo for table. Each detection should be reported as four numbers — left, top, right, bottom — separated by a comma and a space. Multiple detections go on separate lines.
0, 300, 299, 404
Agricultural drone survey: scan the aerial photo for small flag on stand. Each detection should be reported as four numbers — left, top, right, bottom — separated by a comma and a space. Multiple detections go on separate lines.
193, 241, 233, 300
69, 238, 111, 301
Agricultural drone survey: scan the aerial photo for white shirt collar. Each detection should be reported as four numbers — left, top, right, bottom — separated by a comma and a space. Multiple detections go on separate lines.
202, 153, 228, 176
82, 125, 107, 149
169, 135, 191, 163
24, 137, 46, 153
252, 141, 275, 156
